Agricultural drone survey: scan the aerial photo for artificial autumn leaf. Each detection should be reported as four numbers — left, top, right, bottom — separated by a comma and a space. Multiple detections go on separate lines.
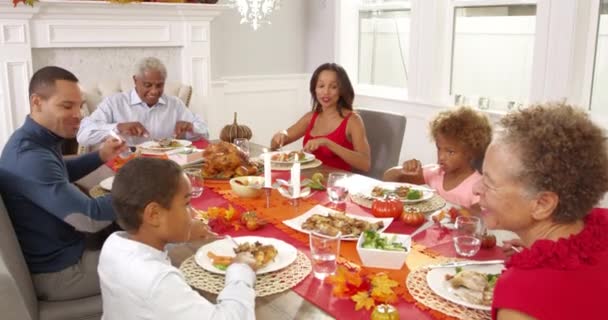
370, 273, 399, 303
351, 291, 376, 311
326, 266, 362, 298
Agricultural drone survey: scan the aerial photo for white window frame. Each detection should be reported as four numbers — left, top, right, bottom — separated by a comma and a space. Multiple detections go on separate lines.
336, 0, 412, 102
444, 0, 539, 114
335, 0, 606, 117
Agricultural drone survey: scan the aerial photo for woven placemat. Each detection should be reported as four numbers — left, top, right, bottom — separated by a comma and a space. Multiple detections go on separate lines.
90, 185, 109, 198
349, 193, 446, 213
180, 251, 312, 297
406, 267, 491, 320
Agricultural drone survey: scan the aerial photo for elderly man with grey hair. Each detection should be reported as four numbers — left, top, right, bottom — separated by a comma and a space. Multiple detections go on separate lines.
77, 57, 209, 146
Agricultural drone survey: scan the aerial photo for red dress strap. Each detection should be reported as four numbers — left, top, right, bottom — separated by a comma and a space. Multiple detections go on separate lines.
303, 112, 354, 171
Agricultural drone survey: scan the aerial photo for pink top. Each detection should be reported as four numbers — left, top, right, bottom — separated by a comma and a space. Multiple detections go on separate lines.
303, 112, 354, 171
422, 166, 481, 208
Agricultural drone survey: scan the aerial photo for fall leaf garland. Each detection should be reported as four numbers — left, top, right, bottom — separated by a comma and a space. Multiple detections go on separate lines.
326, 265, 400, 311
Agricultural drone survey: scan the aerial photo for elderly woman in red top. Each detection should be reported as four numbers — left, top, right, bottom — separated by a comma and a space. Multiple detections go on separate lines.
270, 63, 371, 172
473, 102, 608, 320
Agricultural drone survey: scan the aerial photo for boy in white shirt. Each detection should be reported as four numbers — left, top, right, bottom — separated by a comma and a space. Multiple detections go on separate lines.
98, 158, 257, 320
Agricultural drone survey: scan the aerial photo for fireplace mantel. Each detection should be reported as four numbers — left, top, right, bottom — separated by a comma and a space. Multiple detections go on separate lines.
0, 0, 227, 148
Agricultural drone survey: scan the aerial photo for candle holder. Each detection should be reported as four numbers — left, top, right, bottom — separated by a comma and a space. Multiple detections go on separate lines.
263, 187, 272, 208
277, 184, 311, 208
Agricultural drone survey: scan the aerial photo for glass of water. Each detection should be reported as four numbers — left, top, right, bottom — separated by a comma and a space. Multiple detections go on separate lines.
233, 138, 250, 158
309, 230, 341, 280
184, 168, 204, 198
453, 216, 482, 257
327, 172, 349, 204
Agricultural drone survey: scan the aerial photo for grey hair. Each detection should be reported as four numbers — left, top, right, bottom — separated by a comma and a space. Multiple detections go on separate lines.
134, 57, 167, 79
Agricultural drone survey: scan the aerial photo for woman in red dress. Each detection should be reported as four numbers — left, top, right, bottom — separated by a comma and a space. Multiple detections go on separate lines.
270, 63, 370, 172
473, 102, 608, 320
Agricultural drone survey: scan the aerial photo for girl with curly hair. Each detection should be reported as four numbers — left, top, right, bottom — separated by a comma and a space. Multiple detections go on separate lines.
383, 106, 492, 209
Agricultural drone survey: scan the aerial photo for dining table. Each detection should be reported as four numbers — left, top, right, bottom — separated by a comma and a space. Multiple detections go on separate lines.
76, 139, 508, 320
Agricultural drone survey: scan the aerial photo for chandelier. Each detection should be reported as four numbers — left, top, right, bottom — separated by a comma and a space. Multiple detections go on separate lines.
230, 0, 281, 30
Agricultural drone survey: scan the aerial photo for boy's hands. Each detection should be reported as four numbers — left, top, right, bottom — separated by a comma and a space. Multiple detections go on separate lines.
189, 220, 220, 241
233, 252, 259, 271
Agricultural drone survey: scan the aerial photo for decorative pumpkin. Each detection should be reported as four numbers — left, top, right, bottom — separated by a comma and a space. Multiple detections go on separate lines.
220, 112, 252, 143
480, 232, 497, 249
370, 304, 400, 320
371, 196, 403, 218
400, 208, 426, 227
240, 211, 266, 231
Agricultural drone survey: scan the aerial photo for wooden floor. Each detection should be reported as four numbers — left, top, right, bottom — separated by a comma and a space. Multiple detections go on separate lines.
168, 240, 335, 320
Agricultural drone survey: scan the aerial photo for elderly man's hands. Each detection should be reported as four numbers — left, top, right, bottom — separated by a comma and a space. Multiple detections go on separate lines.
116, 122, 149, 137
174, 121, 194, 139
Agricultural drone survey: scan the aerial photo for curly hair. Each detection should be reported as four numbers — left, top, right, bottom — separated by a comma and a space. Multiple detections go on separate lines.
498, 102, 608, 223
429, 107, 493, 168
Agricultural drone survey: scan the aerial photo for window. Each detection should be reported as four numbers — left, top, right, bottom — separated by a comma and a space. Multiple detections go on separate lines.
450, 4, 536, 111
358, 1, 411, 89
591, 1, 608, 112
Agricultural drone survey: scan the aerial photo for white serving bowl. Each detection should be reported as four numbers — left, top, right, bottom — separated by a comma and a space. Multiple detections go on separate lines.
229, 176, 265, 198
356, 232, 411, 270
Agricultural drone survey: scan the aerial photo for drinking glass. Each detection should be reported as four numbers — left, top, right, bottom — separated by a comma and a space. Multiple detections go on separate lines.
309, 231, 341, 280
453, 216, 482, 257
233, 138, 250, 157
184, 168, 204, 198
327, 172, 349, 204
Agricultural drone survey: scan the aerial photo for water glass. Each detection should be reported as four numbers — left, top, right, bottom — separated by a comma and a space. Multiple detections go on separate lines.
327, 172, 349, 204
233, 138, 250, 157
453, 216, 482, 257
309, 231, 341, 280
184, 168, 204, 198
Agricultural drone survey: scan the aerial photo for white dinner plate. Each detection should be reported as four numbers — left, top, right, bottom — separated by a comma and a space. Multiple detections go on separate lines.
282, 204, 393, 241
194, 236, 298, 275
137, 139, 192, 151
426, 263, 504, 311
359, 182, 434, 204
269, 151, 316, 165
99, 176, 114, 191
429, 204, 458, 230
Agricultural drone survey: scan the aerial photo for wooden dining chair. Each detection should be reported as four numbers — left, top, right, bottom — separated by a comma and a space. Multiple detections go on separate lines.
356, 108, 407, 180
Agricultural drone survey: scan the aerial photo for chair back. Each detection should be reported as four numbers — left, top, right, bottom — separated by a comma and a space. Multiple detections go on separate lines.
356, 108, 407, 179
0, 194, 38, 320
80, 78, 193, 116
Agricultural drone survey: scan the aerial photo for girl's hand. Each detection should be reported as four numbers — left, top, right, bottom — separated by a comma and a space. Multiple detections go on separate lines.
304, 138, 328, 152
401, 159, 423, 177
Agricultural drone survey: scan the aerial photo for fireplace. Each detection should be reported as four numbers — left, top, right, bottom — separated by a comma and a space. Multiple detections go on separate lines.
0, 0, 224, 149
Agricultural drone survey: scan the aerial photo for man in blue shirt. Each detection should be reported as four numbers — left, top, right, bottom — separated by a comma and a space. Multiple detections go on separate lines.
0, 66, 126, 301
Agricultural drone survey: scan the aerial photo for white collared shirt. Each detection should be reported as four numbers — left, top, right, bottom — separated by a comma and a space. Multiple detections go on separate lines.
77, 89, 210, 146
98, 232, 256, 320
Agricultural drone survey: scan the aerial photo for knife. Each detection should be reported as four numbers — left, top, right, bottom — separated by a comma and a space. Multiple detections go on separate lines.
426, 259, 505, 269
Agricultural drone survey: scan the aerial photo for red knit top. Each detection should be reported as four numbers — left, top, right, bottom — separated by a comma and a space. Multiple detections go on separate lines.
491, 208, 608, 319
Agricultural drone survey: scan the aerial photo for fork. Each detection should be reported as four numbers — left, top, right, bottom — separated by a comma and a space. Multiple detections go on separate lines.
224, 235, 239, 247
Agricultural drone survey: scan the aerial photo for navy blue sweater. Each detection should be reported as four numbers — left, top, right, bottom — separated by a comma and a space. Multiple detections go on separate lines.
0, 116, 115, 273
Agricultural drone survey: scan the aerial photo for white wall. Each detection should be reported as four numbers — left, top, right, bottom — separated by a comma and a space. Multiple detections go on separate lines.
210, 0, 307, 79
31, 47, 182, 86
304, 0, 336, 72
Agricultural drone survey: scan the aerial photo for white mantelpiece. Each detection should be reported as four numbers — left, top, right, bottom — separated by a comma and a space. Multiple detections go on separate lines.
0, 0, 225, 148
